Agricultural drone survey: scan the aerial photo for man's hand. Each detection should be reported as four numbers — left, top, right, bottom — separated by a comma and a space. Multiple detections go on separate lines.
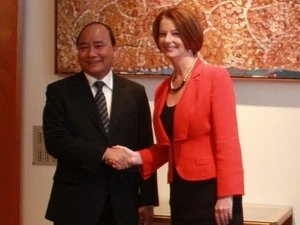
103, 147, 131, 170
214, 196, 233, 225
138, 206, 154, 225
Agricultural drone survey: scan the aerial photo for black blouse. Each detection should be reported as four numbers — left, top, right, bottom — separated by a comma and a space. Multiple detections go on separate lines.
160, 104, 175, 141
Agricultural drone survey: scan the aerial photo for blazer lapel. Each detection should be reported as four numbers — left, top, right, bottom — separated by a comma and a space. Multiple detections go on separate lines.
173, 60, 204, 142
153, 79, 170, 146
70, 72, 107, 136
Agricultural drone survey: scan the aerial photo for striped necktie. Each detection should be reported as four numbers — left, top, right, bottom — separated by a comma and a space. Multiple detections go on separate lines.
94, 81, 109, 133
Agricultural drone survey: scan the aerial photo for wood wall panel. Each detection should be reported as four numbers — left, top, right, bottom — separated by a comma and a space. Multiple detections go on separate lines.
0, 0, 21, 224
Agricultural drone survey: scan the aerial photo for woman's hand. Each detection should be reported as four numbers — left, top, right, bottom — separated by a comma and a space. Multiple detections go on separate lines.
214, 196, 233, 225
106, 145, 143, 169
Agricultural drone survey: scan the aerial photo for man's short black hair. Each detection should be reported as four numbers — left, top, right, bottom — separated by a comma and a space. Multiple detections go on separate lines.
76, 21, 116, 47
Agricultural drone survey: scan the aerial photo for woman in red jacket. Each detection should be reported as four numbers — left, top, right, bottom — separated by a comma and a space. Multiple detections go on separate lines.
112, 6, 244, 225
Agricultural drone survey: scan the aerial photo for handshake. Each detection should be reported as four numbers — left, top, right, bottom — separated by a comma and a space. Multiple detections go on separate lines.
103, 145, 143, 170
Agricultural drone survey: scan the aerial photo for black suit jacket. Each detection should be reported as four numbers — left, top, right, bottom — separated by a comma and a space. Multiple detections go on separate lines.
43, 72, 158, 225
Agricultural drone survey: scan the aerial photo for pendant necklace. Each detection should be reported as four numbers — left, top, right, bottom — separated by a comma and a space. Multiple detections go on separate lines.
170, 57, 197, 92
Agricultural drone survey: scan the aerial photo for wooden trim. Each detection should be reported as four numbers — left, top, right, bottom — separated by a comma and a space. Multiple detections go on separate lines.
0, 0, 22, 224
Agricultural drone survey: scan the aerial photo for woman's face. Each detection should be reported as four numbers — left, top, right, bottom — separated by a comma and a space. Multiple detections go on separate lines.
158, 17, 188, 60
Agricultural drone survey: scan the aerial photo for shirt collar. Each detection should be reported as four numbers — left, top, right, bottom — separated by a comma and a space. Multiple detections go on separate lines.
84, 71, 113, 90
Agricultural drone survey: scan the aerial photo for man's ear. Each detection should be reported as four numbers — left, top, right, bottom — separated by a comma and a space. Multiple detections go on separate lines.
113, 47, 118, 58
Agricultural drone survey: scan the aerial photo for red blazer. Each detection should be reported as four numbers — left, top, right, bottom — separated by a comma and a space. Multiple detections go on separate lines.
139, 60, 244, 197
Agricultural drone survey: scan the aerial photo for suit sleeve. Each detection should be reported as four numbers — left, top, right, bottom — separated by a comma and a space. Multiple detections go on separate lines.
43, 83, 105, 173
210, 68, 244, 197
136, 86, 159, 207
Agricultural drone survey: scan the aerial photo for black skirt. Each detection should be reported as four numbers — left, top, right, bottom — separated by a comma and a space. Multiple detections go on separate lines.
170, 170, 243, 225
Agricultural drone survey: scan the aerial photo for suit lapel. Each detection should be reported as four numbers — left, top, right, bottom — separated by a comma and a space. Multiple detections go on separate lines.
108, 74, 125, 135
70, 72, 107, 136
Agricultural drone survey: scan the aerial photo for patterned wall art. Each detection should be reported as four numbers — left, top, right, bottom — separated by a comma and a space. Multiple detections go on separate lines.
56, 0, 300, 79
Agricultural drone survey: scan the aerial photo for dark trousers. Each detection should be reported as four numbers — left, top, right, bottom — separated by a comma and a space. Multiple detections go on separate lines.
97, 194, 116, 225
54, 195, 116, 225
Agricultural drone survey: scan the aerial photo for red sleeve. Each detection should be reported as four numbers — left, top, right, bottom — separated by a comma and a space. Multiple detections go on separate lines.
138, 144, 169, 180
210, 68, 244, 197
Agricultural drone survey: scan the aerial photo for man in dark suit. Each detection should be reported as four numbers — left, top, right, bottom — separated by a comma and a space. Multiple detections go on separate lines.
43, 22, 158, 225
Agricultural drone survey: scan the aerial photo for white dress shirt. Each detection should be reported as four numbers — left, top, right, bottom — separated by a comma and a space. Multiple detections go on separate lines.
84, 71, 113, 118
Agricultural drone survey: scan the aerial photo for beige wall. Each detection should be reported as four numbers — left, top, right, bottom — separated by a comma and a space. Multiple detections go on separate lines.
22, 0, 300, 225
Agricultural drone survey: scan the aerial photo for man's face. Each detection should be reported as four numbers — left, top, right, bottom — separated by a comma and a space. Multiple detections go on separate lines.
77, 24, 116, 79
